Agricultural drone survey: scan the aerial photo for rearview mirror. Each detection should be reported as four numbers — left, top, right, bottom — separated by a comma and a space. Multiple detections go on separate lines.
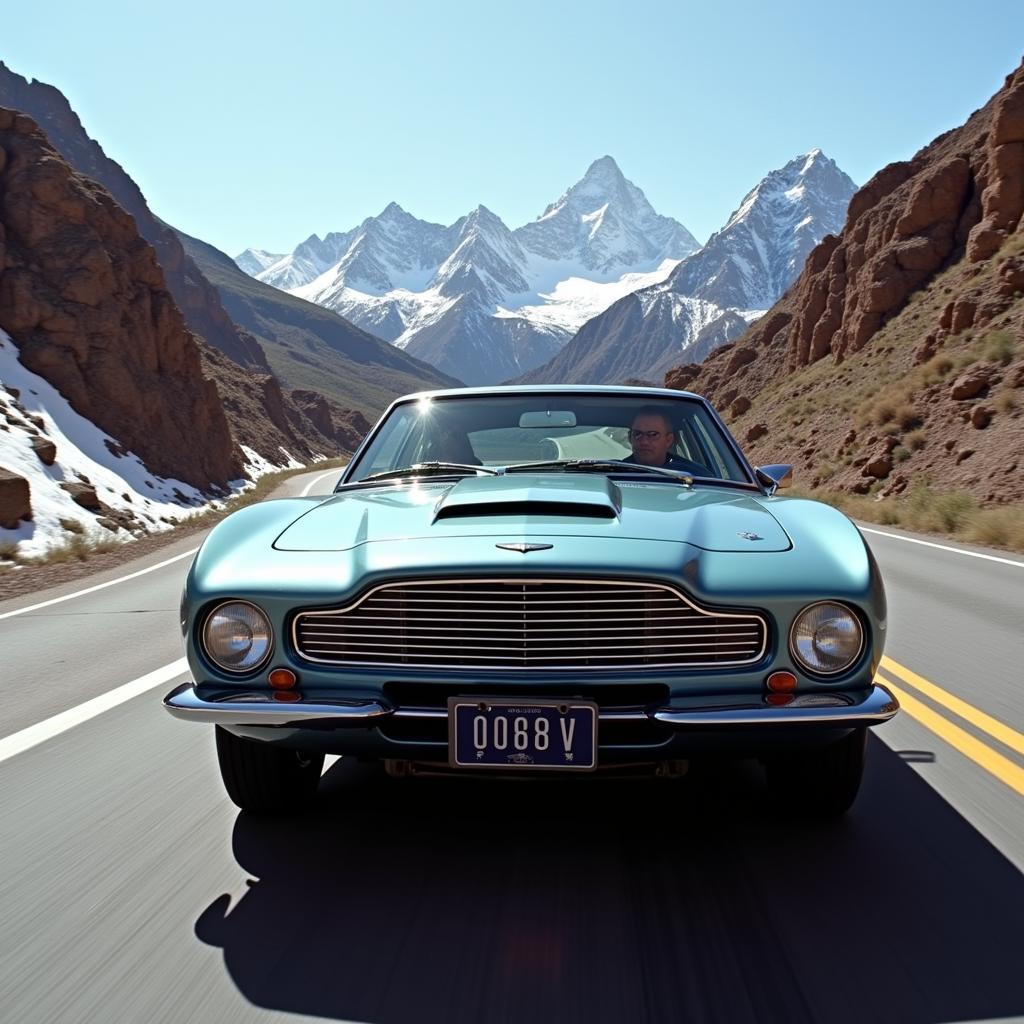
519, 410, 577, 428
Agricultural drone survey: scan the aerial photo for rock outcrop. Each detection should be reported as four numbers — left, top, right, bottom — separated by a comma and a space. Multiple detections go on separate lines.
669, 60, 1024, 401
0, 62, 269, 372
0, 466, 30, 527
290, 390, 371, 452
0, 107, 240, 488
665, 61, 1024, 508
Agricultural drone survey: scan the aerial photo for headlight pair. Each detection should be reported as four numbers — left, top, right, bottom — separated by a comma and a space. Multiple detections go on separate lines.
202, 600, 273, 673
789, 602, 864, 676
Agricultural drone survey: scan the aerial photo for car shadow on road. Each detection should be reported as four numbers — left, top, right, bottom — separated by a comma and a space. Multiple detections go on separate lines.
195, 738, 1024, 1024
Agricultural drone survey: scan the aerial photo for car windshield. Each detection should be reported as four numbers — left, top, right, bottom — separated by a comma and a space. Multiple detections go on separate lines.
344, 393, 753, 485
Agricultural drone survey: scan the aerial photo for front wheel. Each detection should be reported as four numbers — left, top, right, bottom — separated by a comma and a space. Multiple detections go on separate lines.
764, 729, 867, 818
215, 726, 324, 813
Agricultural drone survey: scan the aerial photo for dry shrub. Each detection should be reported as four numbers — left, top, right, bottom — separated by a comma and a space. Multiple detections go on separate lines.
21, 532, 123, 565
995, 389, 1018, 414
919, 354, 956, 385
903, 482, 977, 533
893, 405, 923, 430
904, 428, 928, 451
966, 507, 1024, 551
981, 330, 1019, 367
870, 398, 899, 427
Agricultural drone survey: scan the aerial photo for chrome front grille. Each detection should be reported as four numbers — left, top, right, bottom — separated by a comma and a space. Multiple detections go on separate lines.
292, 578, 767, 670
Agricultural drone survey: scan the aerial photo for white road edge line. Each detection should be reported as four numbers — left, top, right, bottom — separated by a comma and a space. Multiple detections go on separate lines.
0, 658, 188, 765
0, 548, 199, 621
301, 468, 341, 497
0, 467, 339, 622
859, 526, 1024, 568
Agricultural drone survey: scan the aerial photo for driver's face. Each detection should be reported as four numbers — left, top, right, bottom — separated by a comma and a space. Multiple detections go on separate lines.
629, 415, 674, 466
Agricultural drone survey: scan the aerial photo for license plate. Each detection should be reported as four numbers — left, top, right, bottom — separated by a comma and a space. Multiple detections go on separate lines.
449, 698, 597, 771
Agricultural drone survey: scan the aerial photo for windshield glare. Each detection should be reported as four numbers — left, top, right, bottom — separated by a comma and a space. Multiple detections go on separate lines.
346, 394, 752, 484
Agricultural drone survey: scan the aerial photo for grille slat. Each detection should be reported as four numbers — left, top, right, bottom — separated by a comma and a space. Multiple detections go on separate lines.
300, 624, 759, 637
293, 578, 767, 670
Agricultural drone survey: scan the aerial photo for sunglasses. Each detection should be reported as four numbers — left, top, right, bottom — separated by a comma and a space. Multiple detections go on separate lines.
628, 429, 667, 441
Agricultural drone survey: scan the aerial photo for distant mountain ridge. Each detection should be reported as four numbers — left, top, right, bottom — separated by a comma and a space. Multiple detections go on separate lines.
239, 157, 701, 384
180, 230, 462, 416
517, 150, 856, 385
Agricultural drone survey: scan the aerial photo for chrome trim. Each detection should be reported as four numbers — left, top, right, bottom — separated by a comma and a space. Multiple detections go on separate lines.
788, 601, 866, 677
162, 682, 389, 726
292, 578, 769, 671
653, 684, 898, 726
200, 600, 274, 675
164, 683, 897, 730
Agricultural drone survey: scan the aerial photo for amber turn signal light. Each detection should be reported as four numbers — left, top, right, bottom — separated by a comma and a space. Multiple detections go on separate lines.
268, 668, 298, 690
766, 670, 798, 693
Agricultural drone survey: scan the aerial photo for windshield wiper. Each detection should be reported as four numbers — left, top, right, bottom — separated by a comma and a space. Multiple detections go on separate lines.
361, 461, 500, 483
503, 459, 693, 485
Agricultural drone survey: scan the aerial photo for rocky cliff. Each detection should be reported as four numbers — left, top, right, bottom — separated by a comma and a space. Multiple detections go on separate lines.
668, 61, 1024, 510
0, 107, 241, 488
0, 61, 269, 372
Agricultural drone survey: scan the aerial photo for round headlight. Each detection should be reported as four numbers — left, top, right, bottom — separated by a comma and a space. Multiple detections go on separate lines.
790, 602, 864, 676
202, 601, 273, 673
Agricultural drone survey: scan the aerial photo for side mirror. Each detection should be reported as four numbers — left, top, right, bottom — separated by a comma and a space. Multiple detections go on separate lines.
755, 464, 794, 492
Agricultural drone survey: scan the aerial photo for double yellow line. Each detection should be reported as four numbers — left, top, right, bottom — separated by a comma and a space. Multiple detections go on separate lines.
876, 656, 1024, 797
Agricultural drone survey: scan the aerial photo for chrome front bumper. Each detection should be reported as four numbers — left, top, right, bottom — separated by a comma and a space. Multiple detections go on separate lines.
163, 682, 899, 730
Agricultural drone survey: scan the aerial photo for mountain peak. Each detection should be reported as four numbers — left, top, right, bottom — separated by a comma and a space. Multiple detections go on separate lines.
376, 201, 410, 222
582, 155, 624, 179
517, 156, 699, 273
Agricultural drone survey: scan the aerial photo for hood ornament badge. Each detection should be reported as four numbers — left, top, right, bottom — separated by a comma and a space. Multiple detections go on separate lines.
737, 532, 763, 541
496, 543, 554, 553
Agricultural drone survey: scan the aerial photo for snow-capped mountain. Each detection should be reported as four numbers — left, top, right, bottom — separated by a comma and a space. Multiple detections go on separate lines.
238, 157, 700, 384
516, 155, 699, 273
666, 149, 855, 310
518, 150, 856, 385
234, 248, 285, 276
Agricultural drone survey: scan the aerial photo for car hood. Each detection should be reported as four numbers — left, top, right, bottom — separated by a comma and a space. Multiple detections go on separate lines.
272, 475, 791, 553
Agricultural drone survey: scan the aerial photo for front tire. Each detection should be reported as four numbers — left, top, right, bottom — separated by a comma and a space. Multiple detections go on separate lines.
764, 729, 867, 818
215, 726, 324, 813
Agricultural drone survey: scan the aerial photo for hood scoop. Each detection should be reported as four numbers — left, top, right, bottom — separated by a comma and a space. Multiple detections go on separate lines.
432, 475, 621, 523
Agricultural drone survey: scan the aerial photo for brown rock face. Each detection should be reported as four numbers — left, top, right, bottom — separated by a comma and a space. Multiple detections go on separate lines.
950, 366, 995, 400
862, 451, 894, 479
29, 434, 56, 464
0, 108, 240, 488
668, 59, 1024, 405
0, 466, 31, 527
60, 480, 101, 510
0, 63, 269, 372
290, 390, 372, 453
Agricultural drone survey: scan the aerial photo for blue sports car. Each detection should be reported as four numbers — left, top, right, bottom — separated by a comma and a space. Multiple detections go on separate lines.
164, 386, 898, 815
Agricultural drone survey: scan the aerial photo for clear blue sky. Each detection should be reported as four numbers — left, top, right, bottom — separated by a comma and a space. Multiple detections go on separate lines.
3, 0, 1022, 257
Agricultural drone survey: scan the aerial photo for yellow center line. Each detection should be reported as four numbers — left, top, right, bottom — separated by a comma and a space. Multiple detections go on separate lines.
875, 672, 1024, 798
880, 655, 1024, 757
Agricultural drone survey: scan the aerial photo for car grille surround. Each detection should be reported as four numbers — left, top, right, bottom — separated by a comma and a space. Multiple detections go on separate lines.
292, 578, 768, 671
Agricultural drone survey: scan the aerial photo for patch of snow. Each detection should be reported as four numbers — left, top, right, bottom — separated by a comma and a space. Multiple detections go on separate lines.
0, 331, 290, 559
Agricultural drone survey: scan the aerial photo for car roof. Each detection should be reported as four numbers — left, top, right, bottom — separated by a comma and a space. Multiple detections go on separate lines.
392, 384, 704, 403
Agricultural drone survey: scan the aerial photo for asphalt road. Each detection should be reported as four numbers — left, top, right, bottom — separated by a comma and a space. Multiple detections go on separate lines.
1, 470, 1021, 1024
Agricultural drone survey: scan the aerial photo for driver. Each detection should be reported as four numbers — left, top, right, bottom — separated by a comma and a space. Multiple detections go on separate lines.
625, 407, 704, 473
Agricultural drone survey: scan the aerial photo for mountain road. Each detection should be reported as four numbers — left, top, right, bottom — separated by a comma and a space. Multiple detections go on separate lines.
0, 468, 1021, 1024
